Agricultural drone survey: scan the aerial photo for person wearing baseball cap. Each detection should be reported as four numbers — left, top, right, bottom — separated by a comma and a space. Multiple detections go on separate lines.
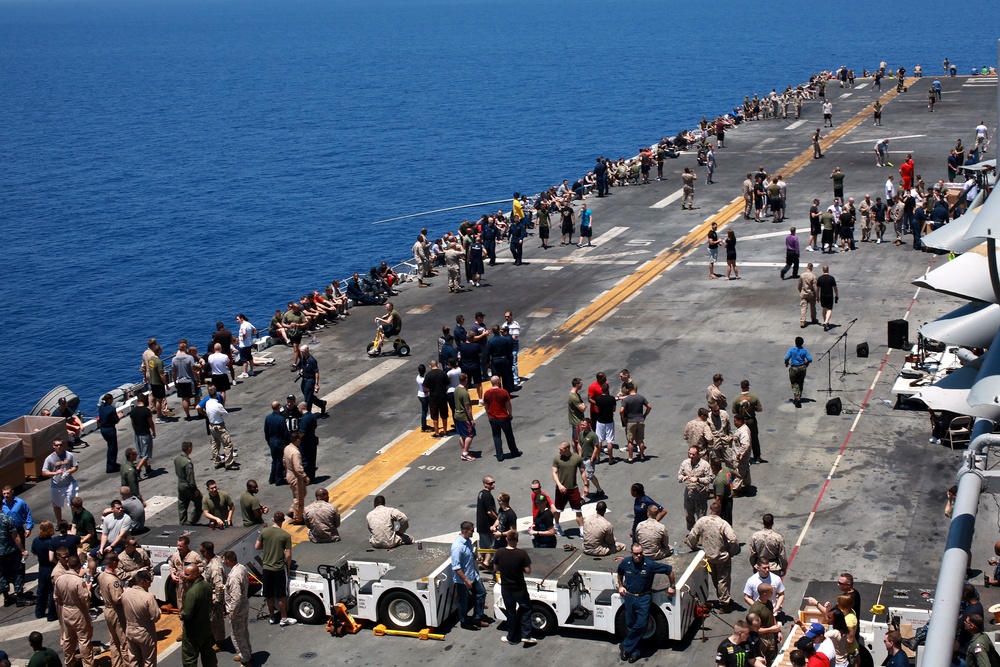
805, 622, 836, 664
793, 635, 829, 667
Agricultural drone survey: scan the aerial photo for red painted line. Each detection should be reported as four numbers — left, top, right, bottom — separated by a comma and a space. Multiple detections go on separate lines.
786, 256, 933, 572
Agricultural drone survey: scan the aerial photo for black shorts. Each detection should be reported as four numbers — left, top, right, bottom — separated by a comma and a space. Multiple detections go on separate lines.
239, 346, 253, 364
820, 296, 835, 310
462, 366, 482, 386
212, 374, 231, 391
811, 219, 821, 236
821, 229, 834, 245
150, 384, 166, 399
581, 226, 592, 237
261, 568, 286, 599
561, 220, 574, 234
289, 331, 303, 345
539, 226, 549, 239
175, 382, 195, 400
429, 401, 448, 420
380, 324, 401, 337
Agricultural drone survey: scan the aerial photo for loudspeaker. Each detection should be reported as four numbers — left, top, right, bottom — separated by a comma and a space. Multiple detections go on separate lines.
826, 397, 843, 416
857, 342, 869, 358
888, 319, 909, 350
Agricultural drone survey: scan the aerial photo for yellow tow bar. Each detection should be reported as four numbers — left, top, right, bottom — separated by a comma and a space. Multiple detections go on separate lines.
372, 624, 444, 641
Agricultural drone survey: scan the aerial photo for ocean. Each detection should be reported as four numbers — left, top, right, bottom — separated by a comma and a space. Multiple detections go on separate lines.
1, 0, 998, 421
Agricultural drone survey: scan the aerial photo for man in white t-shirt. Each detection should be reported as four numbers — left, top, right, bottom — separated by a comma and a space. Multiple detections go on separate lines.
743, 558, 785, 613
207, 343, 232, 402
976, 121, 989, 154
41, 440, 78, 522
503, 310, 521, 385
235, 314, 257, 379
885, 175, 896, 202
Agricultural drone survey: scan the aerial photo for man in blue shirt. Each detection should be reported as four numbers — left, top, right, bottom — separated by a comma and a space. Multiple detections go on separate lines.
616, 542, 675, 662
1, 486, 33, 604
783, 337, 812, 408
451, 521, 488, 631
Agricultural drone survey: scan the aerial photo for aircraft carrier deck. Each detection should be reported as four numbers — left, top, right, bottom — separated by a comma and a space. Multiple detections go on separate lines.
1, 72, 997, 666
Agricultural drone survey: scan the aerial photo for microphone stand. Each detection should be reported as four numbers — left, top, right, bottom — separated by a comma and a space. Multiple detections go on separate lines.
839, 318, 860, 378
816, 344, 836, 397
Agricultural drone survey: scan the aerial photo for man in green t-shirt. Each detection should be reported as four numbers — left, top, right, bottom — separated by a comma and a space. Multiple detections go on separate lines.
26, 631, 60, 667
551, 441, 585, 538
578, 419, 605, 499
282, 303, 307, 366
70, 497, 97, 552
146, 345, 168, 422
453, 374, 475, 461
255, 512, 296, 626
239, 480, 267, 527
710, 458, 734, 526
202, 480, 234, 529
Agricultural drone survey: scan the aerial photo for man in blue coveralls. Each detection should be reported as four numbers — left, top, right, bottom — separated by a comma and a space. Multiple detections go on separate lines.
616, 542, 675, 663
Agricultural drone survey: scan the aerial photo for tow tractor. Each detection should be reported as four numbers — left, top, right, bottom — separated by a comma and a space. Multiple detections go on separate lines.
285, 533, 457, 630
492, 547, 711, 644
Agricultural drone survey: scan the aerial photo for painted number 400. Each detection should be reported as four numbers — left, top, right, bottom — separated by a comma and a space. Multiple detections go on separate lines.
419, 465, 446, 471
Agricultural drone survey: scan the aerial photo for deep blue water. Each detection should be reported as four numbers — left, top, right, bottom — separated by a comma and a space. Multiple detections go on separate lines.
1, 0, 998, 420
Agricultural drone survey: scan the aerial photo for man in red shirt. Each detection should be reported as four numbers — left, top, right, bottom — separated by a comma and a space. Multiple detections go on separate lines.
899, 154, 914, 191
587, 372, 606, 424
483, 376, 520, 462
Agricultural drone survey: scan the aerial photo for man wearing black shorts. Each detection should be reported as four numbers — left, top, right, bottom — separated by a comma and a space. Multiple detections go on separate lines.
171, 342, 199, 419
147, 345, 168, 422
807, 199, 821, 252
422, 360, 450, 437
254, 512, 296, 626
816, 265, 839, 332
551, 441, 584, 538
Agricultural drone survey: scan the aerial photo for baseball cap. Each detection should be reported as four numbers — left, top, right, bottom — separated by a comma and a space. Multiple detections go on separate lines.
805, 623, 826, 638
795, 637, 813, 651
58, 397, 67, 404
286, 395, 296, 401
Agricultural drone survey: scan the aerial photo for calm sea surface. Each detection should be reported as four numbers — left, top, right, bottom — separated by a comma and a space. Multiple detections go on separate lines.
1, 0, 998, 420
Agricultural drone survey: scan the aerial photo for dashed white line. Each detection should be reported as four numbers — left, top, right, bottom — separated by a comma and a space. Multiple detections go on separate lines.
650, 189, 685, 209
320, 359, 409, 405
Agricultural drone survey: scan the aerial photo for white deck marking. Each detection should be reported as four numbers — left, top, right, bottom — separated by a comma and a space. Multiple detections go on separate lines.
320, 359, 408, 404
685, 261, 786, 268
568, 226, 629, 256
326, 465, 364, 491
751, 137, 776, 150
543, 266, 564, 271
735, 230, 801, 241
650, 188, 685, 209
785, 119, 807, 130
838, 92, 853, 98
843, 134, 925, 144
